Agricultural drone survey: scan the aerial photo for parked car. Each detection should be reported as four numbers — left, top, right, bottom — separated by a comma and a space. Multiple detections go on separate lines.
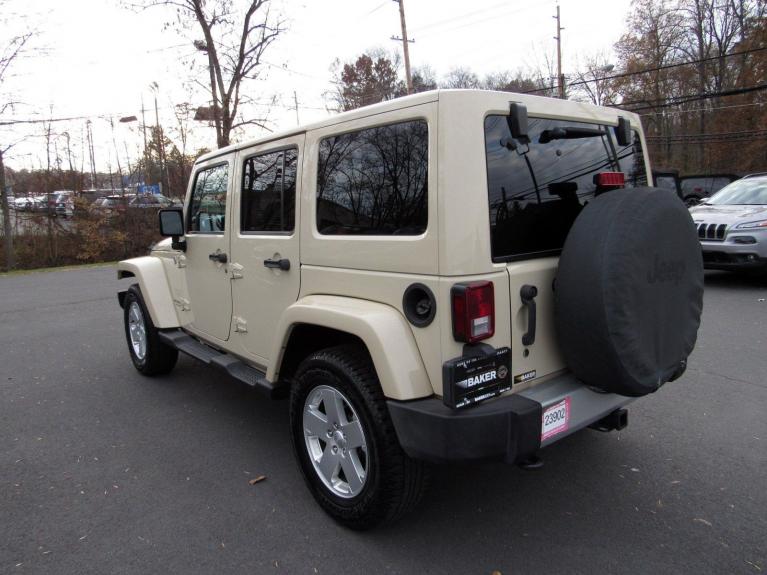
689, 173, 767, 272
12, 197, 34, 211
129, 194, 174, 208
23, 195, 49, 212
680, 173, 740, 206
93, 194, 174, 215
47, 191, 75, 217
116, 89, 704, 529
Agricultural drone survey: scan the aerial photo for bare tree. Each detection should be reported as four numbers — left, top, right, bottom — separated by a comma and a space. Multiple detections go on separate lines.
330, 52, 405, 111
136, 0, 284, 148
570, 53, 619, 106
0, 1, 35, 270
483, 70, 547, 94
441, 67, 480, 89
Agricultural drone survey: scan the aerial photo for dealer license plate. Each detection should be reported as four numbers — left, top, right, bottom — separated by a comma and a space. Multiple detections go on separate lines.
442, 347, 511, 409
541, 398, 570, 441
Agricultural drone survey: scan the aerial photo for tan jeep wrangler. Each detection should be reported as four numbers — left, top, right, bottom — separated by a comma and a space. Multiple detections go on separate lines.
117, 90, 704, 529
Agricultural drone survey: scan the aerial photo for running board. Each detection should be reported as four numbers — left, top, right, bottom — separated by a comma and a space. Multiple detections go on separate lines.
158, 329, 284, 398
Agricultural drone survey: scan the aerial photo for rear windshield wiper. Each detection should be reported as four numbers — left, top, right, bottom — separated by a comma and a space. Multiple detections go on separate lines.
539, 126, 605, 144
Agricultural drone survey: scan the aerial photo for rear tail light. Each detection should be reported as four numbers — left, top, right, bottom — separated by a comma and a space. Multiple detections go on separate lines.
451, 281, 495, 344
595, 172, 625, 188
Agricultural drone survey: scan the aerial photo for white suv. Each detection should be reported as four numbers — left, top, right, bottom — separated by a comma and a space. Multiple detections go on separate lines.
117, 90, 704, 529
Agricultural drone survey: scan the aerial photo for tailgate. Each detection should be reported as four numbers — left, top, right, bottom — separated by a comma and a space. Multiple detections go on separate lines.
505, 257, 567, 390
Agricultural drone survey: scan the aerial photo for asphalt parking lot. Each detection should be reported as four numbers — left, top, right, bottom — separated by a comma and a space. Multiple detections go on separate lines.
1, 265, 765, 574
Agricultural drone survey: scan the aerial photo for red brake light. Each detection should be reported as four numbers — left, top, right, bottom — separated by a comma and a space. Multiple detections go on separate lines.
596, 172, 625, 187
451, 281, 495, 344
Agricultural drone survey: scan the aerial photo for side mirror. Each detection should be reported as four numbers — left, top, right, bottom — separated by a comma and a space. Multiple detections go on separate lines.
507, 102, 529, 141
615, 116, 632, 147
158, 208, 186, 251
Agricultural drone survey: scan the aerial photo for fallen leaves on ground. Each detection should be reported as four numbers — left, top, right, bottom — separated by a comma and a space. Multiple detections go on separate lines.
248, 475, 266, 485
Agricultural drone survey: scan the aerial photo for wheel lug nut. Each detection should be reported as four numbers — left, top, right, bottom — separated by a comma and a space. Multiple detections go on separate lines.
332, 445, 338, 453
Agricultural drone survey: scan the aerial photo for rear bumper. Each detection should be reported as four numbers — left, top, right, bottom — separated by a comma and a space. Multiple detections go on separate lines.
387, 372, 633, 464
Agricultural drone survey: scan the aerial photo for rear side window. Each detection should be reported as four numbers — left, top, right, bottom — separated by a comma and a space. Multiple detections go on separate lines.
188, 163, 229, 233
484, 116, 647, 261
241, 148, 298, 233
317, 120, 428, 235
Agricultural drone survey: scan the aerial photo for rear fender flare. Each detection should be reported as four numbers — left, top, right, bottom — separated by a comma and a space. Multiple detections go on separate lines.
270, 295, 433, 401
117, 257, 179, 328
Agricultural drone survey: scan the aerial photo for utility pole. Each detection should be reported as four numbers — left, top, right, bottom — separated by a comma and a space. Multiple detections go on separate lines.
109, 117, 124, 192
86, 120, 96, 189
554, 5, 565, 99
392, 0, 414, 94
140, 95, 148, 186
151, 83, 168, 196
293, 91, 300, 126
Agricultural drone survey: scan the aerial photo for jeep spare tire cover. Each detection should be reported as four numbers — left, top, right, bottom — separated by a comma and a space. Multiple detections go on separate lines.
555, 188, 703, 397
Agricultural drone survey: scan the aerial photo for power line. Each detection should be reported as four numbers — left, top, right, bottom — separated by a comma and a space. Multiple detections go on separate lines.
413, 1, 555, 39
646, 128, 767, 140
523, 45, 767, 95
621, 83, 767, 112
638, 101, 765, 117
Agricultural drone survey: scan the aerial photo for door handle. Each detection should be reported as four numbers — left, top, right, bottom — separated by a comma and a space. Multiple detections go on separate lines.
263, 258, 290, 271
208, 251, 228, 264
520, 284, 538, 346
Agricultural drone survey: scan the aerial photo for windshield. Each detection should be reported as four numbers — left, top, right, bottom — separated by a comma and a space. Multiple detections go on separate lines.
484, 116, 647, 260
707, 178, 767, 205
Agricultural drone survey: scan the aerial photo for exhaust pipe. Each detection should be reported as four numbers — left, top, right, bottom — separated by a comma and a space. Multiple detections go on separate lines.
589, 408, 628, 432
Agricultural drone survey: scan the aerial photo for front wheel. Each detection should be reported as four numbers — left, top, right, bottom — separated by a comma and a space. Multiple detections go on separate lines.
123, 284, 178, 376
289, 345, 428, 530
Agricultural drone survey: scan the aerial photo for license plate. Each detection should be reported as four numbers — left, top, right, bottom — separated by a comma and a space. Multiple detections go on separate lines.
541, 398, 570, 441
442, 347, 511, 409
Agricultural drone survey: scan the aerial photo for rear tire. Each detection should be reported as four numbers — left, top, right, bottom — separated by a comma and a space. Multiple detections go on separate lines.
289, 344, 428, 530
123, 284, 178, 376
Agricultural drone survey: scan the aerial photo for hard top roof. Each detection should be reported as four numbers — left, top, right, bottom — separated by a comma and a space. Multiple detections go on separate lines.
195, 89, 642, 165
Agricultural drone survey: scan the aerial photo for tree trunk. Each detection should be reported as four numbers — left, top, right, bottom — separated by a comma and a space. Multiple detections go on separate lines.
0, 148, 14, 270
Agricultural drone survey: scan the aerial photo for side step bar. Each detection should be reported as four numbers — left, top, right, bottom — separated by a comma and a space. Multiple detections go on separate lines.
158, 329, 285, 398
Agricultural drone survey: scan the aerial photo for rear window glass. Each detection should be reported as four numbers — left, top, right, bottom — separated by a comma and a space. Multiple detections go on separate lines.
484, 116, 647, 261
317, 119, 428, 235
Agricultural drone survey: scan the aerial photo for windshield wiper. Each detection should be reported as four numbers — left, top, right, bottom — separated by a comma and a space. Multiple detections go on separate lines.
539, 126, 605, 143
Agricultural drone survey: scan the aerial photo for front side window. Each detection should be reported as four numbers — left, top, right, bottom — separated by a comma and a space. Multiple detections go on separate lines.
188, 163, 229, 233
241, 148, 298, 233
484, 116, 647, 260
317, 120, 428, 235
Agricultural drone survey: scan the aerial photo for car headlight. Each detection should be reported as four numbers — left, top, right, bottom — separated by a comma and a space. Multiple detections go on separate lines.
735, 219, 767, 229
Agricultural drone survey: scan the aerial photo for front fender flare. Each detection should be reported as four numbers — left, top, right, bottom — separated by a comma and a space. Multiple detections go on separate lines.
270, 295, 433, 401
117, 257, 179, 328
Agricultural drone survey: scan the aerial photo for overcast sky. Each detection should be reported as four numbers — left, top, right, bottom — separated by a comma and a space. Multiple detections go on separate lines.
1, 0, 634, 173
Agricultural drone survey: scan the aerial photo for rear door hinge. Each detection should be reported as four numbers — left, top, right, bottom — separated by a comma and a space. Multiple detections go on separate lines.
230, 262, 244, 279
233, 316, 248, 333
